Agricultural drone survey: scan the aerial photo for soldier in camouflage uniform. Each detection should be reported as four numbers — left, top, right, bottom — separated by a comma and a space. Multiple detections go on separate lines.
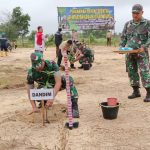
75, 42, 94, 69
120, 4, 150, 102
27, 52, 79, 118
67, 41, 82, 69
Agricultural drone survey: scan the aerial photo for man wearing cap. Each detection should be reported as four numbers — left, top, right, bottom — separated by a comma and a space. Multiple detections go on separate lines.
120, 4, 150, 101
27, 52, 79, 118
74, 42, 94, 69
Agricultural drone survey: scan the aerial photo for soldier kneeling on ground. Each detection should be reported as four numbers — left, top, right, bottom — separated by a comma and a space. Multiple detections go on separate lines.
72, 41, 94, 69
27, 52, 79, 118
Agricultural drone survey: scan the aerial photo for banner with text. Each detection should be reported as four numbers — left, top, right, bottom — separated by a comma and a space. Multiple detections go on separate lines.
57, 6, 114, 31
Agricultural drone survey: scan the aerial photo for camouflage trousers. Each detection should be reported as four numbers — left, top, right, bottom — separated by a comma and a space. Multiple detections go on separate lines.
61, 75, 78, 100
126, 51, 150, 88
79, 56, 92, 64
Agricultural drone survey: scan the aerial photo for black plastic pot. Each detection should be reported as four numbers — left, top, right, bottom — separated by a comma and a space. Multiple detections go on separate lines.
100, 102, 120, 119
83, 63, 90, 70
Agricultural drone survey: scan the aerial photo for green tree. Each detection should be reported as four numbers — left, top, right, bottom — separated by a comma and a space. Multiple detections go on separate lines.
82, 30, 107, 39
0, 22, 18, 40
28, 30, 36, 41
11, 7, 30, 46
0, 12, 18, 40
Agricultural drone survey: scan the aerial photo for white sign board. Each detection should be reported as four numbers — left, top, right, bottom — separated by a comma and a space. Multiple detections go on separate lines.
30, 88, 54, 100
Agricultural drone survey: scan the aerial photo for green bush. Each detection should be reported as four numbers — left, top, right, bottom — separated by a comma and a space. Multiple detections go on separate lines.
15, 32, 121, 48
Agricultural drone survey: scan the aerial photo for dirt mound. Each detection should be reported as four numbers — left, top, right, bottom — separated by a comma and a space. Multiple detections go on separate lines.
2, 83, 26, 89
0, 104, 66, 125
0, 103, 68, 150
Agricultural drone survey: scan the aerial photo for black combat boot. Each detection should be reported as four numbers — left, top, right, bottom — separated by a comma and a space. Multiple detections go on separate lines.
71, 98, 79, 118
70, 64, 76, 69
128, 86, 141, 99
144, 88, 150, 102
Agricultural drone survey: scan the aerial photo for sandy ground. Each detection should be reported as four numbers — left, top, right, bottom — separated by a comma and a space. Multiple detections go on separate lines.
0, 46, 150, 150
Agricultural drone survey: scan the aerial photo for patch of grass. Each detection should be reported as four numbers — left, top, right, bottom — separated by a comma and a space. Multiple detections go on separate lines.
0, 78, 10, 89
0, 77, 26, 89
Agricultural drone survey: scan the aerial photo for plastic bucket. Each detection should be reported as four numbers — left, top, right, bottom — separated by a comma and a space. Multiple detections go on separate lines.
83, 63, 90, 70
100, 102, 120, 119
107, 98, 118, 106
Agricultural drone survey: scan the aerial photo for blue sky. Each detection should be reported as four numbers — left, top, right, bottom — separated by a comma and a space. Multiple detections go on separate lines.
0, 0, 149, 34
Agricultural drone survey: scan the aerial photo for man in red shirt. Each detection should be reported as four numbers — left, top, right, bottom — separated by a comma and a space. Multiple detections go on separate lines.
35, 26, 48, 54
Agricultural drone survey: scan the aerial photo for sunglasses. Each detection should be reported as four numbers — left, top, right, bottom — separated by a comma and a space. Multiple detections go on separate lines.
132, 13, 140, 15
132, 11, 141, 14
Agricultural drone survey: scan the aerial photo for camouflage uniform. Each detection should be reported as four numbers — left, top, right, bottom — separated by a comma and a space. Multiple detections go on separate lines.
120, 18, 150, 88
79, 47, 94, 65
27, 59, 78, 101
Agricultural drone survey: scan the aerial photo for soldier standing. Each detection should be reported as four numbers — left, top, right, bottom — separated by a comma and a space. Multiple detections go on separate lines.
0, 34, 8, 57
120, 4, 150, 102
106, 30, 112, 46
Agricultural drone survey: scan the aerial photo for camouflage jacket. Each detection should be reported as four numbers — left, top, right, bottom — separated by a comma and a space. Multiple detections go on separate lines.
120, 18, 150, 50
27, 60, 78, 97
27, 60, 59, 88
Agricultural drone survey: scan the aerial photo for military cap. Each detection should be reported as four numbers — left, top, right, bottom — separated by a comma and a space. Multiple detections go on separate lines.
132, 4, 143, 13
30, 52, 43, 69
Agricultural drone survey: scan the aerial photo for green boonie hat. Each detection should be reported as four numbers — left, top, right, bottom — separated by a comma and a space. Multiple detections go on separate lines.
30, 52, 43, 69
132, 4, 143, 13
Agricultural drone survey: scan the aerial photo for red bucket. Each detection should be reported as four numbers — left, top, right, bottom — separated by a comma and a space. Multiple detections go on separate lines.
107, 98, 118, 106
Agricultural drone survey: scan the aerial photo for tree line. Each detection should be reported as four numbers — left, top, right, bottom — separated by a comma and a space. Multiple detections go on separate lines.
0, 6, 120, 47
0, 7, 30, 45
